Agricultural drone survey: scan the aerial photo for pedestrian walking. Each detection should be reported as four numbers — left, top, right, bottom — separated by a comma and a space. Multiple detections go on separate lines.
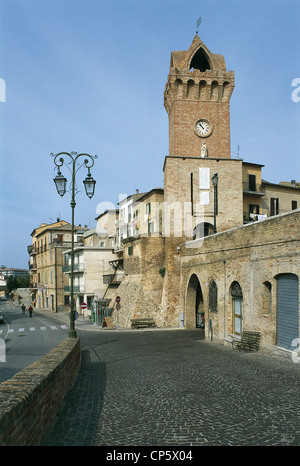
21, 304, 25, 314
28, 305, 33, 318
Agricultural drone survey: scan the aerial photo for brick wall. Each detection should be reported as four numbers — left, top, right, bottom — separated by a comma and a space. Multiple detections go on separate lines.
0, 337, 80, 446
168, 100, 231, 158
163, 156, 243, 237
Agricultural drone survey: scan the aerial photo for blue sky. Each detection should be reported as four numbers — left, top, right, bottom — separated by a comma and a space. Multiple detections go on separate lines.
0, 0, 299, 268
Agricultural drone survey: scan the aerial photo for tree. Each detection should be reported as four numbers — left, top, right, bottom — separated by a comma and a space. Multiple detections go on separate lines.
6, 274, 30, 293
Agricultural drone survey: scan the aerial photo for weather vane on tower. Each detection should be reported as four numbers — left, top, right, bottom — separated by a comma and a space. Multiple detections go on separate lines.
196, 17, 202, 35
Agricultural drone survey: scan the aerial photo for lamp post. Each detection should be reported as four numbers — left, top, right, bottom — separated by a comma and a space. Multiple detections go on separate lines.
211, 173, 218, 234
52, 151, 97, 338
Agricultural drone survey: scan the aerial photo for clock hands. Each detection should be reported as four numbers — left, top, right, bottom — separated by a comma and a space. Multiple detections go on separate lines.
195, 119, 212, 137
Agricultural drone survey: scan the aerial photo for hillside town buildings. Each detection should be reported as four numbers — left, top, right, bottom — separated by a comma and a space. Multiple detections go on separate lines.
28, 34, 299, 353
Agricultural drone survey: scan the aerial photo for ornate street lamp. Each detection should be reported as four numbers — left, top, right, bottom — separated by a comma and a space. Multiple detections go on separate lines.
53, 169, 67, 197
83, 168, 96, 199
51, 151, 98, 338
211, 173, 218, 234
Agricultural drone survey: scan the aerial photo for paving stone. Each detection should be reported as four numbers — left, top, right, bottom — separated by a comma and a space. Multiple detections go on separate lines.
41, 329, 300, 446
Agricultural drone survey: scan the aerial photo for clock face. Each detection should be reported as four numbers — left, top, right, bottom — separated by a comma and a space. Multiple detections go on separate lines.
195, 119, 212, 137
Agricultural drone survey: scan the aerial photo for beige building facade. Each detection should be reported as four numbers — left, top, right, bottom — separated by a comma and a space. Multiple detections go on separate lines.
29, 220, 85, 311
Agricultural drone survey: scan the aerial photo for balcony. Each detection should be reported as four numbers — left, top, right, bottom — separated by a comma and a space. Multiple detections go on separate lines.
62, 263, 86, 273
27, 245, 37, 255
64, 285, 86, 293
103, 272, 124, 285
243, 182, 265, 197
243, 212, 267, 223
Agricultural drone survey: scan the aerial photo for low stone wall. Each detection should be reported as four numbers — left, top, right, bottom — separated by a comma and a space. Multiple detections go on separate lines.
0, 337, 80, 446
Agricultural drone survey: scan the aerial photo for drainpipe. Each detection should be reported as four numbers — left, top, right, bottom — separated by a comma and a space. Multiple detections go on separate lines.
223, 259, 226, 338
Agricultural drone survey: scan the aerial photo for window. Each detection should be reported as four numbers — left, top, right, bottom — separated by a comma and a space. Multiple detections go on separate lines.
230, 281, 243, 335
270, 198, 279, 216
249, 204, 260, 220
292, 200, 298, 210
190, 48, 211, 71
248, 174, 256, 191
148, 221, 154, 234
128, 245, 133, 256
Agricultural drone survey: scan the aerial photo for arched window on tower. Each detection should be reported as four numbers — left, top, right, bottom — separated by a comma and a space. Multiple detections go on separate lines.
190, 48, 211, 72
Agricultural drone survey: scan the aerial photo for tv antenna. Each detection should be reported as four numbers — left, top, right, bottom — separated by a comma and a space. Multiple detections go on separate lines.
196, 17, 202, 35
233, 145, 243, 160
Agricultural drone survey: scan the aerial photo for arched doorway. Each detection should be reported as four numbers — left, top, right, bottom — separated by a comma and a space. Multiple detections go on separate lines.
193, 222, 214, 239
230, 281, 243, 335
276, 273, 299, 350
186, 274, 204, 329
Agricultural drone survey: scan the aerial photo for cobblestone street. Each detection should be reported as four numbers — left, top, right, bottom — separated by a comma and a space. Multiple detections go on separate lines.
41, 329, 300, 446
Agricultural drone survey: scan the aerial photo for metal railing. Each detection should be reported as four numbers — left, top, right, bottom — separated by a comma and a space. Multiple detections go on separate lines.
64, 285, 86, 293
62, 263, 86, 273
242, 182, 265, 194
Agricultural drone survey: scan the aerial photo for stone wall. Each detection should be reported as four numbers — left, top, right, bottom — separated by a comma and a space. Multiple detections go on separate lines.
113, 236, 166, 328
0, 337, 80, 446
179, 209, 300, 349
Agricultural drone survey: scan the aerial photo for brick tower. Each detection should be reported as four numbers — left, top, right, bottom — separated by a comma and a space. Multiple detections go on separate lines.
161, 35, 242, 327
164, 34, 235, 158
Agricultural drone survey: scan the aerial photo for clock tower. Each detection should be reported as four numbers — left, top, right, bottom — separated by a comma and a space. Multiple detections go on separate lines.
164, 34, 234, 158
160, 34, 243, 328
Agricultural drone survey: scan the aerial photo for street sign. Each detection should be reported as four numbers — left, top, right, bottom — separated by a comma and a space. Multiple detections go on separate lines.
115, 296, 121, 303
81, 302, 87, 310
116, 303, 121, 310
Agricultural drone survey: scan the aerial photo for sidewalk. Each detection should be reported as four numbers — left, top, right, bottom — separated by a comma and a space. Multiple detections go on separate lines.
33, 307, 185, 333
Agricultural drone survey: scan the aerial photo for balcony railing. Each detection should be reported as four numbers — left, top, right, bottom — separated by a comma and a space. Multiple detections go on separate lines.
62, 263, 86, 273
243, 182, 265, 195
64, 285, 86, 293
103, 272, 124, 285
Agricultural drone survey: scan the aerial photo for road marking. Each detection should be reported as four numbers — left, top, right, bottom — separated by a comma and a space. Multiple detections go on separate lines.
0, 324, 68, 334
